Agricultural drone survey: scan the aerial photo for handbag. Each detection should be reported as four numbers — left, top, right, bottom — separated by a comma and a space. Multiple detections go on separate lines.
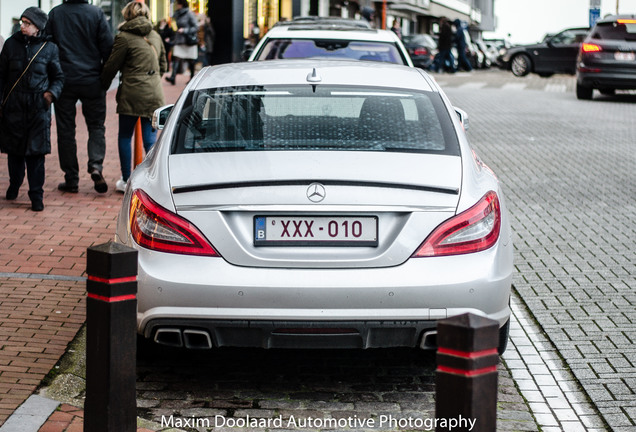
1, 42, 48, 108
185, 31, 198, 46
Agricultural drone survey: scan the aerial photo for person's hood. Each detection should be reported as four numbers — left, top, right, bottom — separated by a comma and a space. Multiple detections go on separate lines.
119, 16, 153, 37
173, 7, 189, 19
63, 0, 89, 3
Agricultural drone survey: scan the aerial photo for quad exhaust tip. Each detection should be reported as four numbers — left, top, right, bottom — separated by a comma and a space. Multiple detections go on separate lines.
153, 328, 213, 349
420, 330, 438, 349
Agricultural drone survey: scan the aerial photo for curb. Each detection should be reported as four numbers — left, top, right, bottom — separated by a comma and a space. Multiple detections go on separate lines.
0, 395, 59, 432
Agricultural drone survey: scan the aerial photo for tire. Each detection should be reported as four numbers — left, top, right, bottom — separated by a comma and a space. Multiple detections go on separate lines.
498, 318, 510, 355
511, 54, 531, 77
576, 83, 594, 100
600, 89, 615, 95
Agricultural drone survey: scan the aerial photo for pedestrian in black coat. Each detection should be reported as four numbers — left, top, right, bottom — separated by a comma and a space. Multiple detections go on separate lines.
432, 17, 456, 73
45, 0, 113, 194
454, 19, 473, 72
0, 7, 64, 211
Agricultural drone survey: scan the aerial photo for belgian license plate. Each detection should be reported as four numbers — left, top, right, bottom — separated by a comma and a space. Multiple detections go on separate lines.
254, 216, 378, 246
615, 52, 635, 61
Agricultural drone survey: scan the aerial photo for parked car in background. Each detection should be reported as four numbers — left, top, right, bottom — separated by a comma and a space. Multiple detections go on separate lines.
402, 33, 438, 69
474, 40, 494, 68
502, 27, 589, 77
246, 20, 413, 66
576, 15, 636, 100
484, 38, 512, 68
119, 59, 513, 354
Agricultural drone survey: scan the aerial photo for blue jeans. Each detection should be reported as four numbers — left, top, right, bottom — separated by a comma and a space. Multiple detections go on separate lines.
118, 115, 157, 181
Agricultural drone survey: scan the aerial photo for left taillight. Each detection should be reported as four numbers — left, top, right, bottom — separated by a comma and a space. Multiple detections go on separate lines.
129, 189, 220, 256
581, 43, 601, 53
414, 47, 429, 56
412, 191, 501, 257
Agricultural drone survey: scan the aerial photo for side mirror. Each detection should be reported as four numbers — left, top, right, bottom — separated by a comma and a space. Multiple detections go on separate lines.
454, 107, 469, 131
152, 104, 174, 130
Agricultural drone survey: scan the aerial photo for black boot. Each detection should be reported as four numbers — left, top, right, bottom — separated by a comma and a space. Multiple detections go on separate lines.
6, 185, 19, 200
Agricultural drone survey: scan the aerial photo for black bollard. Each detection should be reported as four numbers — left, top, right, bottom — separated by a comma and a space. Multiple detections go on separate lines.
435, 313, 500, 432
84, 241, 138, 432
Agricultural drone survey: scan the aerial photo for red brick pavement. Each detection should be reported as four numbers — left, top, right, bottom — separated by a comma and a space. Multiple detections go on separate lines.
0, 74, 189, 430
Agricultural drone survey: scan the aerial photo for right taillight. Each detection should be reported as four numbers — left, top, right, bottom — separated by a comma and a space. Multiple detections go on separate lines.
412, 191, 501, 257
581, 43, 602, 53
414, 47, 429, 56
129, 189, 219, 256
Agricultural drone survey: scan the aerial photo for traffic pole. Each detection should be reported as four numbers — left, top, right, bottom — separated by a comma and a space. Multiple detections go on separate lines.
133, 119, 143, 167
435, 313, 500, 432
84, 241, 138, 432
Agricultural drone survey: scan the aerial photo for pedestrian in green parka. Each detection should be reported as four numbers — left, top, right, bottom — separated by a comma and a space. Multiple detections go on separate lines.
101, 1, 167, 193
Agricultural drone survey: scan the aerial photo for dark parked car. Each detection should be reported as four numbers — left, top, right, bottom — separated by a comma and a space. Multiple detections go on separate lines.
576, 15, 636, 100
402, 34, 438, 69
502, 27, 589, 77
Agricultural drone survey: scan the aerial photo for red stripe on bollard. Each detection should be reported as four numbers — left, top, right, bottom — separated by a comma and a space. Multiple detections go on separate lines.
437, 347, 498, 358
436, 365, 498, 377
87, 293, 137, 303
87, 275, 137, 284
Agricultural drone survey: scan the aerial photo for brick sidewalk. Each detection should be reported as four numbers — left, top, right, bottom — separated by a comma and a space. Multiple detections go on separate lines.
0, 73, 188, 429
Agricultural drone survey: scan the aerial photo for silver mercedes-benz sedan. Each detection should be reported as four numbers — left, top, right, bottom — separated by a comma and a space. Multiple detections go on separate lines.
115, 59, 513, 354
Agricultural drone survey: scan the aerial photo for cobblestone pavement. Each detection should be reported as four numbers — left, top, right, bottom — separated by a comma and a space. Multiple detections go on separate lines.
434, 68, 580, 93
442, 70, 636, 431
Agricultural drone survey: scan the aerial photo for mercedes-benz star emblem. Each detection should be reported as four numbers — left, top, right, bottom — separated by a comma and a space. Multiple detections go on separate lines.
307, 183, 326, 203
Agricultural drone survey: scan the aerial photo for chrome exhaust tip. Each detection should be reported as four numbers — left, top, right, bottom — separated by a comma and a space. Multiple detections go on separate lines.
183, 329, 213, 349
420, 330, 438, 349
154, 328, 184, 347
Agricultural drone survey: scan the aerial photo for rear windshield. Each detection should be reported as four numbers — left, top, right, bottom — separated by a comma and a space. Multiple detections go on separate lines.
171, 85, 459, 156
592, 21, 636, 41
255, 39, 406, 64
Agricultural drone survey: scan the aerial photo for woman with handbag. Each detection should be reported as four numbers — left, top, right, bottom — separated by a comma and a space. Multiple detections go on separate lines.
101, 1, 167, 193
0, 7, 64, 211
165, 0, 199, 85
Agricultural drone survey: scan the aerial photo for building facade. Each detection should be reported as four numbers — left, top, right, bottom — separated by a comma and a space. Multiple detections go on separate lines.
1, 0, 494, 66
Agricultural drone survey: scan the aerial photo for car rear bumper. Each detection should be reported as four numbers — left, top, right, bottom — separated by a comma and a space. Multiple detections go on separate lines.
145, 318, 445, 349
134, 241, 513, 349
411, 57, 434, 69
577, 69, 636, 89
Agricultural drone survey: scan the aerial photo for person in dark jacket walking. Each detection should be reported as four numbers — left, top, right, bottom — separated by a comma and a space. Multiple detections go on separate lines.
45, 0, 113, 194
432, 17, 455, 73
165, 0, 198, 85
202, 16, 215, 67
0, 7, 64, 211
101, 1, 167, 193
453, 19, 473, 72
156, 18, 175, 70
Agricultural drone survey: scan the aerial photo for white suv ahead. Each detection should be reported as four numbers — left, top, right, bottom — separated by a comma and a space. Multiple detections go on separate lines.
247, 18, 414, 67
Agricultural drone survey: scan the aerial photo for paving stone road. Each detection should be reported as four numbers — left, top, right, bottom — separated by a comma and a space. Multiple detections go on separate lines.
442, 70, 636, 431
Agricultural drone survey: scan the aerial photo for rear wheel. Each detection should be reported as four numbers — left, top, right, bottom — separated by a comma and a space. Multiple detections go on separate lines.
511, 54, 531, 77
576, 83, 594, 100
498, 318, 510, 355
